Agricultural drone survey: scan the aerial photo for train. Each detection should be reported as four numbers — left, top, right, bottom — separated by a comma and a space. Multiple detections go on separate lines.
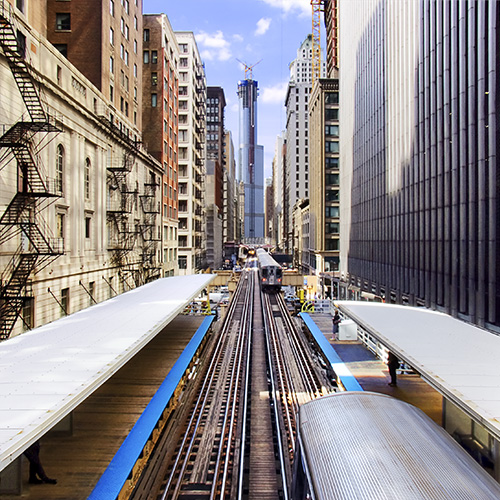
256, 248, 282, 292
292, 392, 500, 500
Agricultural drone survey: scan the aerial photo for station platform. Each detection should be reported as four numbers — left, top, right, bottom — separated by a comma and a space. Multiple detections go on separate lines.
306, 313, 443, 425
0, 315, 205, 500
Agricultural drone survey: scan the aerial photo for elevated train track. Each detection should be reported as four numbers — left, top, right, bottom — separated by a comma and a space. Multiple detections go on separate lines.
129, 263, 336, 499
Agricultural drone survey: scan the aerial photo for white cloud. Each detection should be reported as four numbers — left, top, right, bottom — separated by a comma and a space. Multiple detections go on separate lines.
260, 81, 288, 104
259, 0, 310, 17
233, 34, 244, 43
255, 17, 272, 36
195, 31, 232, 61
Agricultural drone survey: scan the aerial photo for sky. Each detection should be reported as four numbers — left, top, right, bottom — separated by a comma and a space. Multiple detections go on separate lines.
143, 0, 314, 178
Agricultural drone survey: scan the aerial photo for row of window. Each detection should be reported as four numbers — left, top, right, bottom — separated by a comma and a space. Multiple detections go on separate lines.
54, 212, 92, 241
110, 0, 138, 19
56, 144, 91, 199
143, 50, 158, 64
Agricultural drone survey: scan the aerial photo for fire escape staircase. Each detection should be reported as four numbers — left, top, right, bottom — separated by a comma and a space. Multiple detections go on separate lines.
139, 179, 160, 276
107, 150, 137, 261
0, 4, 62, 339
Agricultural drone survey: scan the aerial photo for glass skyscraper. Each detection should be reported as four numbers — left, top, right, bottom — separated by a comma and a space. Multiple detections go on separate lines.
238, 78, 264, 241
339, 0, 500, 331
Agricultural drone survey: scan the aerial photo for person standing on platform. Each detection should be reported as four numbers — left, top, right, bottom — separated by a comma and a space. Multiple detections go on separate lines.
387, 351, 399, 387
331, 310, 341, 340
23, 440, 57, 485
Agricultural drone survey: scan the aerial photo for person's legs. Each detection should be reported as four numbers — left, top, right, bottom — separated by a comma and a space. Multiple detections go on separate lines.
388, 365, 397, 386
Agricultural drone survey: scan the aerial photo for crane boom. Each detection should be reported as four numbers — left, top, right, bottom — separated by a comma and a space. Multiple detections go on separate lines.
236, 58, 262, 80
311, 0, 323, 84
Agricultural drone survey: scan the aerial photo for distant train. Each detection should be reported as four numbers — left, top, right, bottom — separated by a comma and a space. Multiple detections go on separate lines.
292, 392, 500, 500
256, 248, 282, 292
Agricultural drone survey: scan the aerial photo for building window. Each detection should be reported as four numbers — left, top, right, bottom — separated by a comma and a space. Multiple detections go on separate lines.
325, 141, 339, 153
56, 212, 65, 240
110, 0, 114, 16
325, 206, 339, 218
107, 276, 115, 298
21, 298, 33, 331
54, 44, 67, 57
143, 28, 150, 42
110, 84, 114, 102
61, 288, 69, 317
133, 63, 137, 77
16, 0, 25, 13
325, 92, 339, 104
110, 55, 114, 73
133, 39, 137, 53
109, 27, 114, 45
151, 93, 157, 107
178, 256, 187, 269
151, 50, 158, 64
151, 72, 158, 86
88, 282, 95, 307
56, 144, 64, 193
325, 108, 339, 121
55, 13, 71, 31
85, 216, 91, 239
325, 125, 339, 137
143, 51, 149, 64
85, 158, 91, 199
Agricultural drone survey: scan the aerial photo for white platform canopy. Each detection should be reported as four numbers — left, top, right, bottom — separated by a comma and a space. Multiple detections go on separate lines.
335, 301, 500, 442
0, 274, 215, 471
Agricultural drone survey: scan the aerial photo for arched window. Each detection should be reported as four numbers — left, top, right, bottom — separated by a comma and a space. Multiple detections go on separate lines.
56, 144, 64, 193
85, 157, 91, 199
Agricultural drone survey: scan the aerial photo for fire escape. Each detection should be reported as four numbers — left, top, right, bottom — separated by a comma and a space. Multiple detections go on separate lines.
0, 4, 63, 339
106, 148, 138, 282
194, 65, 206, 270
139, 173, 160, 282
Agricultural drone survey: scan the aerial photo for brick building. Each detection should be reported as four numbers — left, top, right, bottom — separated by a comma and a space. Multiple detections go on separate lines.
142, 14, 179, 276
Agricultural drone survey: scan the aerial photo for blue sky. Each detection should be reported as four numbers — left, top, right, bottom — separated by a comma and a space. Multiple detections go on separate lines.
143, 0, 313, 178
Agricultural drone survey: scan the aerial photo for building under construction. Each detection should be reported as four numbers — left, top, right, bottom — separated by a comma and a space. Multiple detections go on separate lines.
237, 68, 264, 242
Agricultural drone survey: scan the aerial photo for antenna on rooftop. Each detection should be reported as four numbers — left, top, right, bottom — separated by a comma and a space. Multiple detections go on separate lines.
236, 58, 262, 80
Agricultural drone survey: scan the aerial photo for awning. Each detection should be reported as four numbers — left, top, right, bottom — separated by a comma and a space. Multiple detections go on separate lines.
335, 301, 500, 441
0, 274, 215, 471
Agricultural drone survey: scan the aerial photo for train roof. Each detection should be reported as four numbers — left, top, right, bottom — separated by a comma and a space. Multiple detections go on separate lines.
297, 392, 500, 500
256, 248, 281, 268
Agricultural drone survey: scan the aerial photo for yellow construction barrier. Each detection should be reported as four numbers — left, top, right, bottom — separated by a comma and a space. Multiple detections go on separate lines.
301, 300, 315, 313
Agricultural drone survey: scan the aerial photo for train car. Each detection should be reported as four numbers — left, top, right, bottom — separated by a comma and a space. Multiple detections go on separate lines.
292, 392, 500, 500
256, 248, 282, 292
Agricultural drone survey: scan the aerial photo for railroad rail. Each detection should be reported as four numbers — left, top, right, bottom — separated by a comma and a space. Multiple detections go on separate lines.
129, 266, 338, 499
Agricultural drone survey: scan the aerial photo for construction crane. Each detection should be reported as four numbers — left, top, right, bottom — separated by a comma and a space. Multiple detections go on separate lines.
311, 0, 323, 85
236, 58, 262, 80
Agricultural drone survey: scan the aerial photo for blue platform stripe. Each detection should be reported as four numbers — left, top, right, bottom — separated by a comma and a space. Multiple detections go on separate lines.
299, 313, 363, 392
88, 315, 215, 500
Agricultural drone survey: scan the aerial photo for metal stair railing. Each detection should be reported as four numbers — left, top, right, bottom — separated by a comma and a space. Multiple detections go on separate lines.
0, 2, 46, 122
